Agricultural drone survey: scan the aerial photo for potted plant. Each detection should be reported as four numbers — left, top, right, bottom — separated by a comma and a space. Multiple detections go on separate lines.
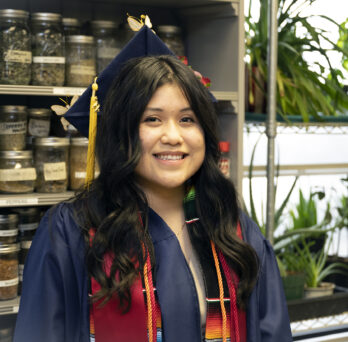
245, 0, 348, 120
292, 237, 348, 298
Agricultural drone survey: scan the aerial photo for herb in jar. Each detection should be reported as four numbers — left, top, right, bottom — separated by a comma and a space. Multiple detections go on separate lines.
0, 106, 27, 151
31, 13, 65, 86
0, 245, 19, 300
0, 151, 36, 194
0, 9, 32, 85
34, 137, 69, 193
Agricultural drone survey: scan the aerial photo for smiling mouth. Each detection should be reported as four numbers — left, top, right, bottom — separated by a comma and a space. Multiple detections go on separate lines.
154, 154, 187, 160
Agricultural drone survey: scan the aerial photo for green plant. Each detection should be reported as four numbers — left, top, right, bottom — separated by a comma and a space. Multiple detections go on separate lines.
245, 0, 348, 120
291, 237, 348, 288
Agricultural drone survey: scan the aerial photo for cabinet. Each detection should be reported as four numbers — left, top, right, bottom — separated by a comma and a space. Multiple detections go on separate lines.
0, 0, 245, 320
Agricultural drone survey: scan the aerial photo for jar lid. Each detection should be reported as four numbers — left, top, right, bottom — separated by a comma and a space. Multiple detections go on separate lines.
91, 20, 117, 29
62, 17, 80, 27
0, 105, 27, 114
157, 25, 182, 34
34, 137, 70, 147
0, 9, 29, 19
0, 213, 18, 224
67, 35, 94, 44
31, 12, 62, 22
28, 108, 51, 117
0, 150, 33, 159
0, 243, 20, 254
219, 141, 230, 153
71, 137, 89, 146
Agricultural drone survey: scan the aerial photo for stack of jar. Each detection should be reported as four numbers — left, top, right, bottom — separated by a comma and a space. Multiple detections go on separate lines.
0, 105, 96, 193
0, 9, 96, 87
0, 207, 43, 300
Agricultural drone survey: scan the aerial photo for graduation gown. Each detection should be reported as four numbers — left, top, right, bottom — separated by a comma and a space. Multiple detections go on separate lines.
14, 202, 292, 342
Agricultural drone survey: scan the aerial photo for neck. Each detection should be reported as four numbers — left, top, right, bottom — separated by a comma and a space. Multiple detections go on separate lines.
139, 184, 186, 231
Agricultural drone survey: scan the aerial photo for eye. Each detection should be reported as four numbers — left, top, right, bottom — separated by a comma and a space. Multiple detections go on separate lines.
180, 116, 195, 123
143, 116, 160, 123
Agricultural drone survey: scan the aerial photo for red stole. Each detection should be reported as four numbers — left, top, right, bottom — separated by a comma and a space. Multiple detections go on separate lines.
89, 223, 247, 342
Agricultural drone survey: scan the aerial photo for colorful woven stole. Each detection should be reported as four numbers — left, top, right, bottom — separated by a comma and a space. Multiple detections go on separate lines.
89, 190, 246, 342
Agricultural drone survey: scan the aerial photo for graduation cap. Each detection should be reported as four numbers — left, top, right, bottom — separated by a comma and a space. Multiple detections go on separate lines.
63, 22, 215, 187
64, 25, 175, 139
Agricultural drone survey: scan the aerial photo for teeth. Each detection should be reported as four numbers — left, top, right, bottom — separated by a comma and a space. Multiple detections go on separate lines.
156, 154, 183, 160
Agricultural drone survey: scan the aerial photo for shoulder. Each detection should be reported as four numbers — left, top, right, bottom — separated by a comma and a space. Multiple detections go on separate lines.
34, 201, 84, 252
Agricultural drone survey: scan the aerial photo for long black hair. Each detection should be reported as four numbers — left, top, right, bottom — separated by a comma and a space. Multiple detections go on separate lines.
73, 55, 258, 310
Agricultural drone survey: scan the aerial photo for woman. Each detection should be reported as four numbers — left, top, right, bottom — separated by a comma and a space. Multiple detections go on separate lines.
14, 55, 292, 342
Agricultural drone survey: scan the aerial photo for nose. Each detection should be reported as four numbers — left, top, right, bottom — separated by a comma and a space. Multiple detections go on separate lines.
160, 120, 184, 145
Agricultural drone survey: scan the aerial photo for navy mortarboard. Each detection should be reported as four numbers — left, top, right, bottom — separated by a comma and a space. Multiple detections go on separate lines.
63, 24, 174, 139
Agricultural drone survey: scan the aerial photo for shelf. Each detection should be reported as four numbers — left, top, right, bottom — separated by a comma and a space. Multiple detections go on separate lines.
0, 297, 19, 316
0, 192, 75, 207
0, 85, 237, 103
0, 85, 86, 97
245, 113, 348, 135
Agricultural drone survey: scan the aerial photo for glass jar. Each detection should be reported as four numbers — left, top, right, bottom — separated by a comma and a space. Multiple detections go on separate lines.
0, 151, 36, 194
31, 12, 65, 86
66, 35, 96, 87
62, 17, 81, 36
34, 137, 69, 192
28, 108, 51, 137
69, 137, 99, 190
157, 25, 185, 56
0, 105, 27, 151
12, 207, 39, 293
0, 213, 18, 244
91, 20, 121, 74
0, 243, 19, 300
0, 9, 32, 85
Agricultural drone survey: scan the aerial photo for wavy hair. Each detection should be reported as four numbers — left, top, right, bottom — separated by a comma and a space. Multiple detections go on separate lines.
73, 55, 258, 311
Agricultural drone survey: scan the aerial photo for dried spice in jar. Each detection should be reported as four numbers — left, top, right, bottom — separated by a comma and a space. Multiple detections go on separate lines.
31, 12, 65, 86
90, 20, 121, 74
28, 108, 51, 137
0, 243, 19, 300
34, 137, 69, 193
66, 35, 96, 87
0, 151, 36, 193
0, 9, 32, 85
157, 25, 185, 56
69, 137, 99, 190
12, 207, 39, 293
0, 105, 27, 151
0, 213, 18, 244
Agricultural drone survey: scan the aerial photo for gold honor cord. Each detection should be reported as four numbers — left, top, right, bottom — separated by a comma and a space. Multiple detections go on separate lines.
85, 77, 100, 188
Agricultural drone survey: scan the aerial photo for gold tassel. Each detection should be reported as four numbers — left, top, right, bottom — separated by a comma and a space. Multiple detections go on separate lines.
85, 77, 100, 188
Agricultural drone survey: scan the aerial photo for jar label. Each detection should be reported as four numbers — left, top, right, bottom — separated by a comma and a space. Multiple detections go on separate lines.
19, 223, 39, 231
19, 264, 24, 281
33, 56, 66, 64
0, 168, 37, 181
28, 118, 50, 137
43, 162, 67, 181
20, 240, 32, 249
74, 170, 100, 179
4, 50, 32, 63
0, 277, 19, 287
0, 229, 18, 237
98, 47, 121, 59
70, 64, 96, 76
0, 121, 26, 135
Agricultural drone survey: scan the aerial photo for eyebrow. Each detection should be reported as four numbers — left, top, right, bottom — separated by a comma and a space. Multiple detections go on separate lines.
144, 107, 193, 112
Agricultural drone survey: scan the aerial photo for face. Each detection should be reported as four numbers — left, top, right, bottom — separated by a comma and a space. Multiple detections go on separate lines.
135, 83, 205, 194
